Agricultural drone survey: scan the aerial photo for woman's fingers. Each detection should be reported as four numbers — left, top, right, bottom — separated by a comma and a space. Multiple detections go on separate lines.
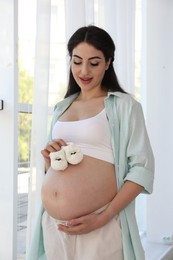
41, 139, 67, 159
58, 214, 102, 235
41, 139, 67, 172
45, 139, 66, 152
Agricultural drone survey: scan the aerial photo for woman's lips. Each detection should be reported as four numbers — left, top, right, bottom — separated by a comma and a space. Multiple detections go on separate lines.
79, 77, 93, 84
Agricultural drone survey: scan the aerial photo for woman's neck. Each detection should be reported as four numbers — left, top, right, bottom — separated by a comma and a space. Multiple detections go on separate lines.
77, 89, 107, 101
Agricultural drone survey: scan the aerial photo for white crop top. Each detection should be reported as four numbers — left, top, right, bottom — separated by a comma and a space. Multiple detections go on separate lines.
52, 109, 114, 164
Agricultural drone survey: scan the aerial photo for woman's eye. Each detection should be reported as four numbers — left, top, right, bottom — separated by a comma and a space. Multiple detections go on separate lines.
73, 61, 81, 65
72, 61, 99, 66
91, 63, 99, 67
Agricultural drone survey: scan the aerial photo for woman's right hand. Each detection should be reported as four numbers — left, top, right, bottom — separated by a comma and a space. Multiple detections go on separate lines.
41, 139, 67, 172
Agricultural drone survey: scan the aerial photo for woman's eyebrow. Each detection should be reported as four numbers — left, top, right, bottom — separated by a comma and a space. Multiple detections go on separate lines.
72, 54, 82, 59
89, 56, 102, 60
72, 54, 102, 60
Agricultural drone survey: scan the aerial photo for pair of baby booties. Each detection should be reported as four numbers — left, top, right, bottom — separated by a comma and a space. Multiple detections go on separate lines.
50, 143, 83, 171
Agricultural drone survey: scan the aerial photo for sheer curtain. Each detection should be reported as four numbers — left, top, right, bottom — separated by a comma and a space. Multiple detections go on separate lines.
27, 0, 51, 246
27, 0, 137, 250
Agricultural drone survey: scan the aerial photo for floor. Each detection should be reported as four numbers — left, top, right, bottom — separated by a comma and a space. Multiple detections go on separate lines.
17, 172, 173, 260
142, 237, 173, 260
17, 194, 27, 259
17, 170, 28, 260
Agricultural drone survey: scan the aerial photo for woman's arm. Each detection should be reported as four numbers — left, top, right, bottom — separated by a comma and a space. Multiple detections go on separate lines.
101, 181, 144, 221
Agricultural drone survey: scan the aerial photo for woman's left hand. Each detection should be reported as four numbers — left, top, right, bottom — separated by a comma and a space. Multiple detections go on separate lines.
58, 213, 106, 235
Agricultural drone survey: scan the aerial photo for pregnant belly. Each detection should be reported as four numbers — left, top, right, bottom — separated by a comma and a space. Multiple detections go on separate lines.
41, 156, 117, 220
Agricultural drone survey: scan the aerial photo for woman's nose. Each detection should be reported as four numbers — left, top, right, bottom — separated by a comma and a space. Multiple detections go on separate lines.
81, 64, 89, 75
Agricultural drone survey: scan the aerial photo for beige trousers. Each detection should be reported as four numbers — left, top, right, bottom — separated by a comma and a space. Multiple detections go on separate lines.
42, 205, 124, 260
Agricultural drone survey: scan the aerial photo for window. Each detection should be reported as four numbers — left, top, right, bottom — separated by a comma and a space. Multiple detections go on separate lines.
17, 1, 35, 257
17, 0, 66, 257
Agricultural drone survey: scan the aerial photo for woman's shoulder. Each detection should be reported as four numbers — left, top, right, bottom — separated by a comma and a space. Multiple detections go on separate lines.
54, 92, 79, 111
107, 91, 140, 109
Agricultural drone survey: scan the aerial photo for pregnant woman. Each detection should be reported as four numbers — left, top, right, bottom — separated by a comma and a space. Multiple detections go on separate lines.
27, 25, 154, 260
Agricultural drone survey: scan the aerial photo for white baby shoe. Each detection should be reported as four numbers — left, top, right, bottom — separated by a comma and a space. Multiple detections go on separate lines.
50, 149, 68, 171
63, 143, 83, 165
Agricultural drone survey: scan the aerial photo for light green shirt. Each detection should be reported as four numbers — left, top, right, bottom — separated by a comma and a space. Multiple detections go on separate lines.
27, 91, 154, 260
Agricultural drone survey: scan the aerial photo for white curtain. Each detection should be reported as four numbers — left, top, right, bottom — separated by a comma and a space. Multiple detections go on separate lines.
26, 0, 51, 247
26, 0, 136, 251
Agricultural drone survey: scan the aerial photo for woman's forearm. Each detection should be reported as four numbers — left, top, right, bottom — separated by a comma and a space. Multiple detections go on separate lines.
100, 181, 144, 223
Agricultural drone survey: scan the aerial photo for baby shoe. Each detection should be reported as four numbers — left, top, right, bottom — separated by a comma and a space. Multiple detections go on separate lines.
50, 149, 68, 171
63, 143, 83, 165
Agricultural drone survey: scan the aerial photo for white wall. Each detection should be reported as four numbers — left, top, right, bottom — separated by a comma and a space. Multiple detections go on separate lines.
0, 1, 18, 259
144, 0, 173, 244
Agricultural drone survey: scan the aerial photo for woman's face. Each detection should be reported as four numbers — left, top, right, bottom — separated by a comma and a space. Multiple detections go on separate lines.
71, 42, 110, 93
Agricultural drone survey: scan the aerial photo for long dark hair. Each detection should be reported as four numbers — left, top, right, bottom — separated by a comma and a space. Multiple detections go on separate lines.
64, 25, 126, 98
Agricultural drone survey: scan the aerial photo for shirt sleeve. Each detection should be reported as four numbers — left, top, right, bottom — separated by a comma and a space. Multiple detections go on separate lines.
124, 102, 155, 194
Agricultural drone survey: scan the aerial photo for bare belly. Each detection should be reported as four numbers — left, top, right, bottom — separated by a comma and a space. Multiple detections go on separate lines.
41, 155, 117, 220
